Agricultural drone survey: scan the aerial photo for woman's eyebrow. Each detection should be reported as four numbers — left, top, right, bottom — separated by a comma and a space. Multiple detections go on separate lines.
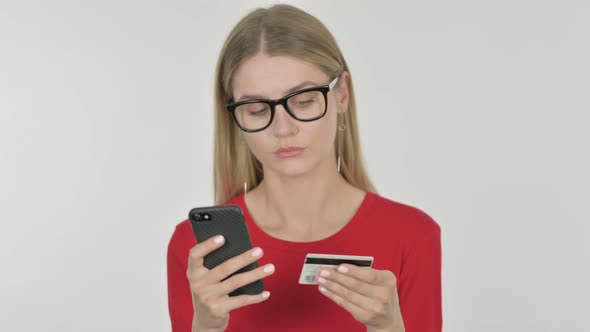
235, 80, 320, 102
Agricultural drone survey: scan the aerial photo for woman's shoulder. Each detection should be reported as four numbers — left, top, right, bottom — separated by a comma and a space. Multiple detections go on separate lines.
167, 218, 195, 261
365, 191, 441, 238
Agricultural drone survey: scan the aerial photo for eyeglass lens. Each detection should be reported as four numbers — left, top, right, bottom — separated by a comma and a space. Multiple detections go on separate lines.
233, 90, 325, 131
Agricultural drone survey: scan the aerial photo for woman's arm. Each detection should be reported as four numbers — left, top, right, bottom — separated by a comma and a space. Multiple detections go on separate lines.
397, 225, 442, 332
167, 226, 195, 332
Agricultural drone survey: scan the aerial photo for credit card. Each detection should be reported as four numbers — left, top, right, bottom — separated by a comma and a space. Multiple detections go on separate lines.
298, 253, 374, 285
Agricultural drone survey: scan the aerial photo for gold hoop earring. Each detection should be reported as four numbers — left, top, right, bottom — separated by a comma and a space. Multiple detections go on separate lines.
337, 155, 341, 173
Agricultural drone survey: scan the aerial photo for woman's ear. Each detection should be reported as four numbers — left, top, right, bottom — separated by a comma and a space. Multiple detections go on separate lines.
335, 71, 350, 114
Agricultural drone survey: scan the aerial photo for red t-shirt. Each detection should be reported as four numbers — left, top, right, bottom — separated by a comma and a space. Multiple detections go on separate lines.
167, 192, 442, 331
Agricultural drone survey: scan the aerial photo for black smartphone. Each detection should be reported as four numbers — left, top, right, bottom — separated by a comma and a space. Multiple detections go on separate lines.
188, 204, 264, 296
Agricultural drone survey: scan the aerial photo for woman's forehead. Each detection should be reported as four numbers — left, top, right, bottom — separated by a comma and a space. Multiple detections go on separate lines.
231, 54, 329, 100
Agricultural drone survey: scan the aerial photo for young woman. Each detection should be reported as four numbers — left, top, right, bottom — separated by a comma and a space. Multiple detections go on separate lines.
167, 4, 441, 332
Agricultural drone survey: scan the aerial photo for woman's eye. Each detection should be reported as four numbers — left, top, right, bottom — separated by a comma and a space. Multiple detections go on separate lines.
297, 99, 314, 105
249, 108, 268, 116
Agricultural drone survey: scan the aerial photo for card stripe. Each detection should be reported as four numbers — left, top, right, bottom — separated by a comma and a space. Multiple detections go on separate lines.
304, 257, 372, 267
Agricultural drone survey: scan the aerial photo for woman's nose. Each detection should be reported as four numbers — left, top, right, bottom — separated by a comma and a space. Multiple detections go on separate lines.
271, 104, 298, 137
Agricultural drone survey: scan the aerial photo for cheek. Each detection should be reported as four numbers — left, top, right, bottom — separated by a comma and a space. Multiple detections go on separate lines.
323, 102, 340, 139
305, 112, 338, 149
243, 134, 270, 160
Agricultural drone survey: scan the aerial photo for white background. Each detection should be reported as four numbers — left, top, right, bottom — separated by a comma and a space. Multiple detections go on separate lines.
1, 0, 588, 331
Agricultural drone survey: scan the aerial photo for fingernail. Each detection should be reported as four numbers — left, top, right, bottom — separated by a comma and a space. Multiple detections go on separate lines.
319, 286, 327, 293
320, 270, 330, 277
338, 265, 349, 273
317, 277, 326, 284
263, 264, 275, 273
252, 247, 262, 257
261, 291, 270, 298
213, 235, 224, 244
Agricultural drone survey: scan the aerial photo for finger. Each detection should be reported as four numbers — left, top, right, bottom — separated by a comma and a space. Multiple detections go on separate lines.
335, 264, 397, 287
317, 268, 385, 299
317, 272, 381, 311
217, 263, 275, 296
224, 290, 271, 312
208, 247, 264, 282
187, 235, 225, 271
318, 285, 369, 322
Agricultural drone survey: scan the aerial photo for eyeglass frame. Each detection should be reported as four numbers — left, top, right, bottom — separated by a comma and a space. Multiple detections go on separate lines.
226, 76, 340, 133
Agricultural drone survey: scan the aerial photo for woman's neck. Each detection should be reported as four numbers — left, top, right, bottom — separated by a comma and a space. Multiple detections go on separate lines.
245, 165, 365, 241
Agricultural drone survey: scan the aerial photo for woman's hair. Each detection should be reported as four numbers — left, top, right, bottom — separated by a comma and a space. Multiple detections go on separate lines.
213, 4, 375, 204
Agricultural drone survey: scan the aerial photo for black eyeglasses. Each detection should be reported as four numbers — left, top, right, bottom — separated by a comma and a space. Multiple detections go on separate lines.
226, 76, 339, 133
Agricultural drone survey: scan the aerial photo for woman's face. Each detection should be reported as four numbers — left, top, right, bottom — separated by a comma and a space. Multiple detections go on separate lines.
231, 53, 349, 178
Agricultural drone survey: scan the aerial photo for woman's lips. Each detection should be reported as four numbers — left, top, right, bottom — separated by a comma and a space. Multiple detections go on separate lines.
274, 146, 304, 159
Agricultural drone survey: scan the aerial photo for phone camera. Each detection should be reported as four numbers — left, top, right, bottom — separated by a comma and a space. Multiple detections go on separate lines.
191, 212, 211, 222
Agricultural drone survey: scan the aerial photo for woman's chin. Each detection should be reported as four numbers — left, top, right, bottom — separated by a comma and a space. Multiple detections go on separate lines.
266, 161, 315, 179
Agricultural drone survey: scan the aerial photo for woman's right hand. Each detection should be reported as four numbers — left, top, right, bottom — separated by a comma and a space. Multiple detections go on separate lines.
187, 235, 275, 332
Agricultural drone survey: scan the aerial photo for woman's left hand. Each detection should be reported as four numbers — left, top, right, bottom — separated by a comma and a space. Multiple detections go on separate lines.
317, 264, 405, 332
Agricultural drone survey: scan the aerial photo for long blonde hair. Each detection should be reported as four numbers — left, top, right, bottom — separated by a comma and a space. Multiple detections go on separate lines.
213, 4, 375, 204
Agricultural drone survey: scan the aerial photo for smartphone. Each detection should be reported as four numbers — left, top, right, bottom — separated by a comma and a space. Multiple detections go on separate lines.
188, 204, 264, 296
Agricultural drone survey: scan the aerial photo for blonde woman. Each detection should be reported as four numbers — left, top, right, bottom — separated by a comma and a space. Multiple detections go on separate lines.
167, 4, 441, 332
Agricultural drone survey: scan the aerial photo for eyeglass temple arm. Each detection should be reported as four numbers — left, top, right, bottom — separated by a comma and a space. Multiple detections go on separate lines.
329, 76, 339, 90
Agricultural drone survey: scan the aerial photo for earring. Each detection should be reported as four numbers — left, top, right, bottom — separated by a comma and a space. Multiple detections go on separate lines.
242, 138, 249, 196
337, 116, 345, 172
244, 159, 249, 196
243, 159, 249, 196
338, 116, 347, 131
